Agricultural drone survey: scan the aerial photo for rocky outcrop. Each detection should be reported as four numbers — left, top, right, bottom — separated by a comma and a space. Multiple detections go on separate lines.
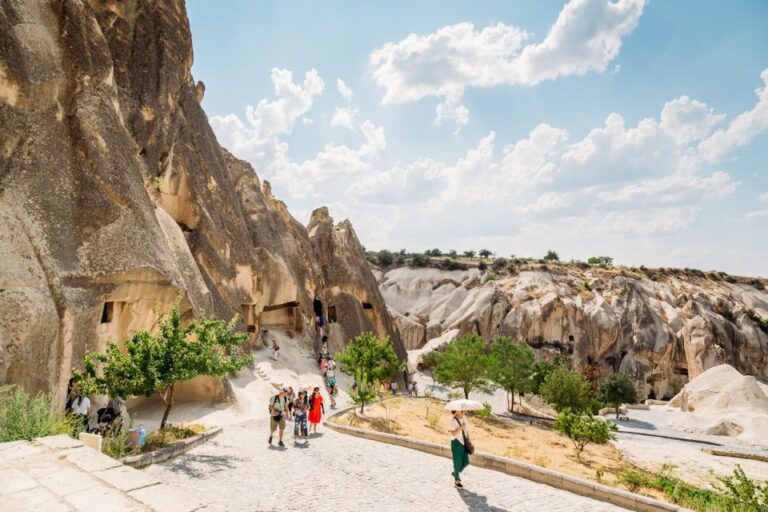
379, 266, 768, 400
0, 0, 399, 406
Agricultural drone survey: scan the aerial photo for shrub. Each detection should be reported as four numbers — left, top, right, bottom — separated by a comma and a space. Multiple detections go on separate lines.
478, 261, 488, 271
476, 401, 494, 419
102, 423, 133, 459
717, 464, 768, 511
463, 250, 476, 258
409, 253, 428, 267
484, 274, 496, 283
376, 249, 394, 266
598, 373, 637, 419
540, 368, 591, 413
448, 250, 458, 259
553, 409, 617, 459
425, 248, 442, 256
543, 250, 560, 262
491, 258, 507, 271
0, 386, 72, 442
587, 256, 613, 267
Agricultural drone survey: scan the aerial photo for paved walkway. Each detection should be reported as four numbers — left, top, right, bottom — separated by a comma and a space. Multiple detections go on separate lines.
144, 418, 629, 512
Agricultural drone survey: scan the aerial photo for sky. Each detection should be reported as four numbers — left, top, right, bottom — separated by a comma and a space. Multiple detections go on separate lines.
187, 0, 768, 277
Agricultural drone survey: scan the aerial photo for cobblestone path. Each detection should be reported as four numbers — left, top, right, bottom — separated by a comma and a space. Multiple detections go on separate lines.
144, 419, 629, 512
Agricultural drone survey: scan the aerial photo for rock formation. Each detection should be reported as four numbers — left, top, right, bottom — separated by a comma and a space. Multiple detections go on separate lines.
378, 265, 768, 400
0, 0, 401, 406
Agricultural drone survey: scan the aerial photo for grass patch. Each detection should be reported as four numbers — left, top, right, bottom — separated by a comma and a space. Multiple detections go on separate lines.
143, 424, 206, 452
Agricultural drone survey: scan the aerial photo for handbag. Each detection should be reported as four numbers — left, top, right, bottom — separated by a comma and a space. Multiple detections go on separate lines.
462, 429, 475, 455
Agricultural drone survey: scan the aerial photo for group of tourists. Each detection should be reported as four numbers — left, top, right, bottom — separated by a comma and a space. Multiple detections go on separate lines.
268, 385, 325, 447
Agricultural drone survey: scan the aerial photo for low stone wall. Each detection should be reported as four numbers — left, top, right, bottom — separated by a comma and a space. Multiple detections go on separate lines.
121, 426, 222, 468
325, 414, 689, 512
703, 448, 768, 463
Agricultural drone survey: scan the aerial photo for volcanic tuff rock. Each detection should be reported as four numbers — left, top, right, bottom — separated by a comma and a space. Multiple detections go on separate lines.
378, 266, 768, 400
0, 0, 401, 406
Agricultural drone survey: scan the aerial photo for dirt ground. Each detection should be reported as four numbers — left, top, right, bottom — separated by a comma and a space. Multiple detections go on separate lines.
331, 397, 638, 489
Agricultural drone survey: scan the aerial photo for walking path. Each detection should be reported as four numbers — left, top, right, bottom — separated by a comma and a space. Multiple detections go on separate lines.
144, 417, 629, 512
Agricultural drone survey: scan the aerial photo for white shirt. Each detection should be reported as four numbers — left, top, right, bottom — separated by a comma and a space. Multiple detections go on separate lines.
450, 416, 468, 444
71, 397, 90, 415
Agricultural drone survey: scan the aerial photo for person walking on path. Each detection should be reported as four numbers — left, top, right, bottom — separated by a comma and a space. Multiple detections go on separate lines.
293, 391, 310, 442
268, 387, 290, 447
308, 387, 325, 434
271, 339, 280, 360
285, 387, 295, 421
326, 366, 337, 408
391, 380, 398, 395
68, 383, 90, 433
449, 410, 470, 488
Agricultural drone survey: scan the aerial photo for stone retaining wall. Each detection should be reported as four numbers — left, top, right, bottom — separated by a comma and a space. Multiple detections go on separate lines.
325, 413, 690, 512
122, 427, 222, 468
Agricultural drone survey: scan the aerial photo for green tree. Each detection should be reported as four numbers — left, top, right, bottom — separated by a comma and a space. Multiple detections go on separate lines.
425, 248, 442, 256
78, 300, 252, 429
336, 332, 404, 414
587, 256, 614, 267
448, 249, 458, 259
543, 250, 560, 262
554, 409, 617, 459
410, 253, 428, 267
431, 334, 495, 399
530, 355, 568, 394
540, 367, 591, 413
479, 249, 493, 259
376, 249, 394, 266
599, 373, 637, 419
488, 338, 535, 412
463, 250, 476, 258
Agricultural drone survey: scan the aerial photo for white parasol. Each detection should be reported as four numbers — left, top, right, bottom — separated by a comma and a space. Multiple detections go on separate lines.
444, 399, 483, 411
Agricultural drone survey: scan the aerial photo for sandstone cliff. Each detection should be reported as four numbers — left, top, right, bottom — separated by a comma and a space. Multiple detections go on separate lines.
0, 0, 401, 406
378, 265, 768, 400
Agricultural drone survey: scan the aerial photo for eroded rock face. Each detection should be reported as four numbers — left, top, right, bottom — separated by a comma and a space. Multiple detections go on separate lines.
0, 0, 399, 405
379, 266, 768, 400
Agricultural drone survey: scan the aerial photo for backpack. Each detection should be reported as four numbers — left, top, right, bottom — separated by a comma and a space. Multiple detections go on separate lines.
269, 395, 285, 417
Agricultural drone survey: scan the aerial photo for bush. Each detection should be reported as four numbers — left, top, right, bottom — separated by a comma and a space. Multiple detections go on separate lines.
476, 401, 494, 419
478, 261, 488, 271
491, 258, 507, 272
409, 253, 428, 267
0, 386, 72, 442
540, 368, 591, 413
587, 256, 613, 267
448, 250, 458, 259
543, 250, 560, 262
376, 249, 394, 266
484, 274, 496, 283
102, 423, 133, 459
717, 464, 768, 511
554, 409, 617, 459
463, 250, 476, 258
425, 248, 442, 256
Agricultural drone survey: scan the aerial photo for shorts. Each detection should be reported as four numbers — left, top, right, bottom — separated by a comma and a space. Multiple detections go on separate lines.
270, 415, 286, 432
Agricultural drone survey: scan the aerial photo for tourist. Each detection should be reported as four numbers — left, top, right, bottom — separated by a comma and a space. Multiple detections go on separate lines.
268, 387, 289, 447
271, 339, 280, 360
293, 391, 309, 442
391, 380, 398, 395
68, 383, 90, 432
449, 410, 470, 488
286, 387, 295, 420
326, 366, 337, 408
308, 387, 324, 434
320, 355, 329, 378
409, 381, 418, 397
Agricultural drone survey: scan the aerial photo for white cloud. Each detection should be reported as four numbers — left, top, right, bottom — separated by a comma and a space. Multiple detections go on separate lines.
745, 210, 768, 220
209, 68, 324, 161
330, 106, 358, 130
336, 78, 353, 100
370, 0, 645, 129
659, 96, 725, 144
698, 70, 768, 163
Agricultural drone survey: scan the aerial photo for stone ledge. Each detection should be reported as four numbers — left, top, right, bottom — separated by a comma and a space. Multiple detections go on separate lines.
121, 427, 222, 468
703, 448, 768, 463
324, 420, 690, 512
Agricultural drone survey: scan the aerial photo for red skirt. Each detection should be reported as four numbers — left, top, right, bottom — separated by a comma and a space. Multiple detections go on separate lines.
309, 396, 323, 424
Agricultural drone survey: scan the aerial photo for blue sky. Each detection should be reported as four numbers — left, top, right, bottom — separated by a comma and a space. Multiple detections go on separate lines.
188, 0, 768, 276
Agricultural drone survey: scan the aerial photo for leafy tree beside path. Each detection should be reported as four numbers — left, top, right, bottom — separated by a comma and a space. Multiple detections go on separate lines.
488, 338, 535, 412
77, 299, 252, 429
430, 333, 495, 399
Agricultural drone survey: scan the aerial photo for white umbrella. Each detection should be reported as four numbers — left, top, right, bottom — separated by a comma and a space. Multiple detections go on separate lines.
444, 399, 483, 411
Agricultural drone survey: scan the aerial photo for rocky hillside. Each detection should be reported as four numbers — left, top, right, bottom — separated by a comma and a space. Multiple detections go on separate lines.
377, 263, 768, 400
0, 0, 401, 406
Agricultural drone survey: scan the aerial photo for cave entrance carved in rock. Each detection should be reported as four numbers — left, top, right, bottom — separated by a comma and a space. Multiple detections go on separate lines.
260, 301, 301, 331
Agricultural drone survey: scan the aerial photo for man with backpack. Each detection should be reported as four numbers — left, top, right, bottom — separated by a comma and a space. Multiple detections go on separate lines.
268, 387, 289, 447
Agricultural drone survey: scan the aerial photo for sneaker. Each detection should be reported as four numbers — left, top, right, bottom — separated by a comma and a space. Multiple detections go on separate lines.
268, 435, 273, 445
454, 481, 463, 488
278, 441, 285, 447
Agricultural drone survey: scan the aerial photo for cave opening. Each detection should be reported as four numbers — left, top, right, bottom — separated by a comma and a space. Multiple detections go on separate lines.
362, 302, 373, 310
101, 302, 114, 324
328, 305, 338, 323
